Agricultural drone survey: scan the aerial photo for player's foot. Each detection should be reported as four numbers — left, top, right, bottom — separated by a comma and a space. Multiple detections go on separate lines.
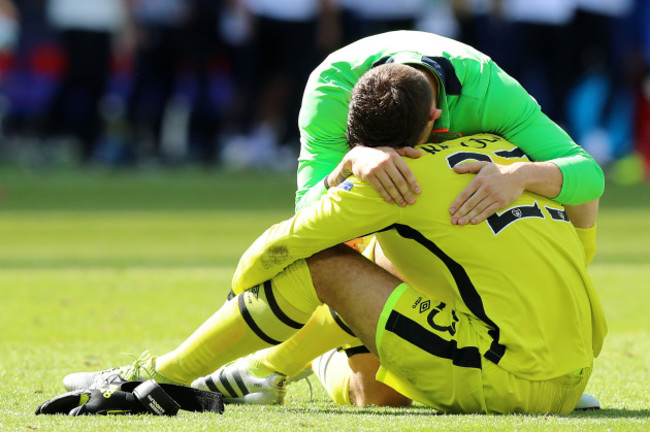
62, 351, 176, 391
191, 355, 287, 404
575, 393, 601, 410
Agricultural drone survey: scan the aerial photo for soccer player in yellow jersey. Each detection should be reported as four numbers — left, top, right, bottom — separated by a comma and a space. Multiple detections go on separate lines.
62, 64, 605, 414
223, 149, 604, 411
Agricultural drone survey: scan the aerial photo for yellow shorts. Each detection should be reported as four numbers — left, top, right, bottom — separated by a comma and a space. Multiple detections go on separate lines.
375, 284, 591, 414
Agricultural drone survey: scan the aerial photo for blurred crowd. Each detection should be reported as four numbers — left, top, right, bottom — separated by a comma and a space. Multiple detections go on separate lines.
0, 0, 648, 180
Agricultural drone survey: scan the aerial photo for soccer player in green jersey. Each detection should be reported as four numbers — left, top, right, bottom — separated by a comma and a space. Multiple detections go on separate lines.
61, 63, 605, 414
294, 30, 604, 216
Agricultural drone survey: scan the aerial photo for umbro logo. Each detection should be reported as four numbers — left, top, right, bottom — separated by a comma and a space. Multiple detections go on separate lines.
412, 297, 431, 313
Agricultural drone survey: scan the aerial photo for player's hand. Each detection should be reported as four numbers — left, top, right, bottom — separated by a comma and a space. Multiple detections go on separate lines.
344, 146, 422, 206
449, 161, 525, 225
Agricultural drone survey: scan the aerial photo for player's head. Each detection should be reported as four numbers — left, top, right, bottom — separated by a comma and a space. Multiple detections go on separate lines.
347, 63, 437, 149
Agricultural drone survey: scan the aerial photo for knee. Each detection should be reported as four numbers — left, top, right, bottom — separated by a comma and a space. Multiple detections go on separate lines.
307, 244, 364, 303
349, 373, 412, 407
345, 352, 412, 407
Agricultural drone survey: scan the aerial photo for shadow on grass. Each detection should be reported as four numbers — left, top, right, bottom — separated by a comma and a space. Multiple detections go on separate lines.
568, 408, 650, 419
280, 405, 650, 419
281, 404, 441, 417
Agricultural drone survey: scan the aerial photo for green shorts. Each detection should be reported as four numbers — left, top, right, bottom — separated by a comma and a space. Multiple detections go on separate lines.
375, 284, 591, 414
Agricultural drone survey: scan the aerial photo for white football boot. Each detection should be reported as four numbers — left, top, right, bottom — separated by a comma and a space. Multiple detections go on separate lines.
575, 394, 601, 410
62, 351, 176, 390
191, 355, 289, 404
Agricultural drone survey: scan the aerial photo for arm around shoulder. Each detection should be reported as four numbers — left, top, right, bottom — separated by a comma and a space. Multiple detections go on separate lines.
480, 61, 605, 204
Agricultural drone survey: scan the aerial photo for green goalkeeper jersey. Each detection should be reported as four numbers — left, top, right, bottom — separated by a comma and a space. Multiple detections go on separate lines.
296, 30, 604, 211
234, 134, 607, 381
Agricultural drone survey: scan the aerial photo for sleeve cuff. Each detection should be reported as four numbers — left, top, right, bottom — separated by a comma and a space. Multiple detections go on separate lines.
549, 156, 604, 205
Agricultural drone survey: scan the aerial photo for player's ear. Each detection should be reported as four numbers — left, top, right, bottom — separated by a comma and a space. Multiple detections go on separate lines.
429, 108, 442, 122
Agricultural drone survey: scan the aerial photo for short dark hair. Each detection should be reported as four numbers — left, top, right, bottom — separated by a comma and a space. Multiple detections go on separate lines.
346, 63, 434, 149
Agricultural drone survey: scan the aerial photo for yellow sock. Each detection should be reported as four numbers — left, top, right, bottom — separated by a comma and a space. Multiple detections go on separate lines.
312, 348, 352, 405
257, 304, 361, 377
575, 224, 597, 266
257, 238, 372, 377
156, 260, 320, 384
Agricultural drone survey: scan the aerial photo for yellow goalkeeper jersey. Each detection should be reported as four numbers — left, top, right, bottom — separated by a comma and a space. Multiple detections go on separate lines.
233, 134, 607, 381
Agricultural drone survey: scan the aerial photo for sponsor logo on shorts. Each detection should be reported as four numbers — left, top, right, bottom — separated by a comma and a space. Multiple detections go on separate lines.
427, 302, 459, 336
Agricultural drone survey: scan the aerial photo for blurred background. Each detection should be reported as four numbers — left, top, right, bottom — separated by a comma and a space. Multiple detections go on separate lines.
0, 0, 648, 182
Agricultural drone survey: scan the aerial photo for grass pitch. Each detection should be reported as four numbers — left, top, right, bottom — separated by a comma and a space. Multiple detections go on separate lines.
0, 168, 648, 431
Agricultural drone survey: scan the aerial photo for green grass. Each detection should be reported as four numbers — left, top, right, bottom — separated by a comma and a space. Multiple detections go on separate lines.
0, 168, 649, 431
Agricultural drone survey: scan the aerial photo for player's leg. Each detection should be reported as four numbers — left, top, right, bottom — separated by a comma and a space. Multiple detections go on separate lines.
348, 352, 411, 406
257, 239, 418, 407
64, 244, 424, 407
307, 244, 491, 413
253, 236, 391, 378
190, 304, 361, 404
195, 305, 413, 407
63, 242, 408, 400
308, 244, 404, 355
192, 237, 413, 406
64, 259, 322, 390
313, 347, 411, 406
257, 305, 360, 377
270, 239, 413, 407
154, 258, 322, 384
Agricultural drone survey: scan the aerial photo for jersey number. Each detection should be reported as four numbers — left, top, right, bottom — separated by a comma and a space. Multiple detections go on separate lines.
446, 150, 570, 235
